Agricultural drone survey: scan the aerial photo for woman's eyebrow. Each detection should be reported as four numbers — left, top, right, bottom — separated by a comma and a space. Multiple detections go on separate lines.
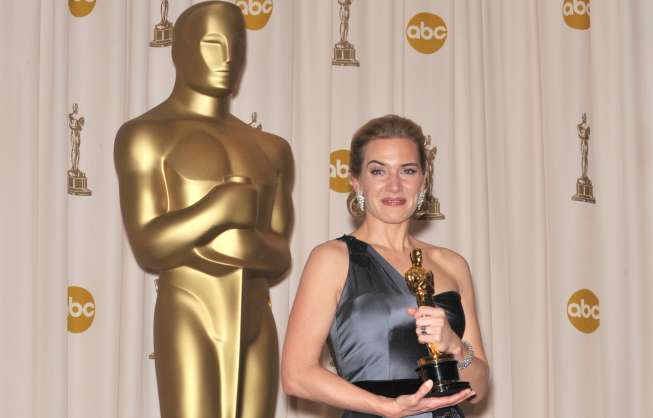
366, 160, 386, 166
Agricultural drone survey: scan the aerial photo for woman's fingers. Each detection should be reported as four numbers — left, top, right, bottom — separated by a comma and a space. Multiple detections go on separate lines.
416, 305, 446, 319
395, 380, 432, 409
413, 379, 434, 400
396, 387, 475, 417
420, 388, 475, 410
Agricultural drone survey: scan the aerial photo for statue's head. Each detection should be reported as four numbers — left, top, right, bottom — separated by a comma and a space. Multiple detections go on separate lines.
172, 1, 246, 97
410, 248, 423, 267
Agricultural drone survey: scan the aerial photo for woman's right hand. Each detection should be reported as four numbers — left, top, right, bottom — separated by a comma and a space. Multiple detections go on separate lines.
383, 380, 475, 418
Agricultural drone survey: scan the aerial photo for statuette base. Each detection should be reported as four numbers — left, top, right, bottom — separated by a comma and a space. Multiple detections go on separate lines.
67, 170, 92, 196
332, 43, 359, 66
150, 23, 173, 47
417, 355, 471, 397
415, 196, 445, 220
572, 177, 595, 204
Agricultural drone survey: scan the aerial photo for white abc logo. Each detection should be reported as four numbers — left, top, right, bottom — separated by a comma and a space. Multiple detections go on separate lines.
563, 0, 590, 16
567, 298, 599, 319
329, 149, 351, 193
407, 21, 447, 41
69, 296, 95, 318
330, 159, 349, 179
236, 0, 272, 16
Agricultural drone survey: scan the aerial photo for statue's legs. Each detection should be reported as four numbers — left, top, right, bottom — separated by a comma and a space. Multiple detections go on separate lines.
72, 137, 80, 172
239, 278, 279, 418
154, 267, 243, 418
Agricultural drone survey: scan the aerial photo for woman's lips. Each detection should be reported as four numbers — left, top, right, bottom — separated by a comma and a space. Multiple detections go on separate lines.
381, 197, 407, 206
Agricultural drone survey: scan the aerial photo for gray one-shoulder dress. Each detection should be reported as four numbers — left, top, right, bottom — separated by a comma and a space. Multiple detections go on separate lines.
328, 235, 466, 418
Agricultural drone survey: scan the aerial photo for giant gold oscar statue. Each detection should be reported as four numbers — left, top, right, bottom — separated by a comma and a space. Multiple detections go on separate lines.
114, 2, 293, 418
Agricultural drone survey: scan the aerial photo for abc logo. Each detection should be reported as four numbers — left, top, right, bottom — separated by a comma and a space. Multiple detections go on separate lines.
236, 0, 273, 30
68, 286, 96, 333
406, 13, 448, 54
330, 149, 352, 193
567, 288, 599, 333
562, 0, 590, 30
68, 0, 96, 17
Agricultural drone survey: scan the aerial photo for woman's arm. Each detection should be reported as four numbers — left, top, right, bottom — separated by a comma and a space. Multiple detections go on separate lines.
282, 241, 474, 417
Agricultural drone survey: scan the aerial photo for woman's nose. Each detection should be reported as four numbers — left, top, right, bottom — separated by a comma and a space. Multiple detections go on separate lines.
386, 173, 401, 192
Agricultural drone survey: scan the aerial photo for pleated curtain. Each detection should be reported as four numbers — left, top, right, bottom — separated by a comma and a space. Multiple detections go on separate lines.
1, 1, 651, 417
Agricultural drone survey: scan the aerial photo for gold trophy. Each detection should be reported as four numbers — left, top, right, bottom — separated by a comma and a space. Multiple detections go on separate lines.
572, 113, 596, 203
404, 249, 470, 396
332, 0, 359, 66
150, 0, 174, 47
115, 2, 293, 418
248, 112, 262, 130
67, 103, 92, 196
414, 135, 445, 220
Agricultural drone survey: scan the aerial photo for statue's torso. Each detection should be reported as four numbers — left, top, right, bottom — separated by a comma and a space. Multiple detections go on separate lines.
147, 114, 291, 278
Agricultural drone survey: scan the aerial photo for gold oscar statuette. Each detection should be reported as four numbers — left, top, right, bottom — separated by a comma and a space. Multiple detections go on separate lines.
332, 0, 359, 66
404, 249, 470, 396
150, 0, 174, 47
572, 113, 596, 203
115, 2, 293, 418
248, 112, 262, 130
414, 135, 445, 220
67, 103, 92, 196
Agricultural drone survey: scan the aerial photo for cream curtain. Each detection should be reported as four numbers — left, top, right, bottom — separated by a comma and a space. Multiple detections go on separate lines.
1, 1, 651, 418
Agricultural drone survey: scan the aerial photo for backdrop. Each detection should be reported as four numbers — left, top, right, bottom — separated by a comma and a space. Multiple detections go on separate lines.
1, 1, 652, 418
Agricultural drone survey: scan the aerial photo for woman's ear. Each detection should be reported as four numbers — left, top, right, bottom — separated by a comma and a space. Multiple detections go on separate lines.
350, 176, 360, 193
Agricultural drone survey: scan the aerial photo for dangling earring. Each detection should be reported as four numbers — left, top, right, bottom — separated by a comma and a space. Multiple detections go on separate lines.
416, 190, 426, 211
356, 191, 365, 212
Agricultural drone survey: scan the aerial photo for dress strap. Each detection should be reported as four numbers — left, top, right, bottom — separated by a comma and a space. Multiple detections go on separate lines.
337, 235, 370, 267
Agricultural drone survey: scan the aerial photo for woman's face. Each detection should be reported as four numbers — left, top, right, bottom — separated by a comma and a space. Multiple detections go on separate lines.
352, 137, 425, 224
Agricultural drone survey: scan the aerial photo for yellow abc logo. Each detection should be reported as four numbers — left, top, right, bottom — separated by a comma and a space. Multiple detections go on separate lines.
330, 149, 352, 193
567, 288, 599, 333
406, 13, 448, 54
68, 0, 96, 17
562, 0, 590, 30
236, 0, 273, 30
68, 286, 96, 333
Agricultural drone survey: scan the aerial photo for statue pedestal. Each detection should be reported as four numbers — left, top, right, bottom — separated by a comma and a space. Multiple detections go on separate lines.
68, 170, 92, 196
415, 196, 445, 221
572, 176, 595, 203
332, 42, 359, 66
150, 22, 173, 47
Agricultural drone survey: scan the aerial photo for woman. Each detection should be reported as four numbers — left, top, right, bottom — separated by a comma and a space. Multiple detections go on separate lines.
282, 115, 489, 418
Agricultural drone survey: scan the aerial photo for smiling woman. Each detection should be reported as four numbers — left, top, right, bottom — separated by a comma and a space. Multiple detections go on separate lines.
282, 115, 489, 418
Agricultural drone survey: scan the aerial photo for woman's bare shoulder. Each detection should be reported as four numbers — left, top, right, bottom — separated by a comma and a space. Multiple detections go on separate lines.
301, 238, 350, 281
309, 238, 349, 262
295, 238, 350, 303
414, 240, 471, 281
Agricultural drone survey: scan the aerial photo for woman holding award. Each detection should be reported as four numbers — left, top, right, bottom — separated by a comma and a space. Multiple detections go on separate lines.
282, 115, 489, 418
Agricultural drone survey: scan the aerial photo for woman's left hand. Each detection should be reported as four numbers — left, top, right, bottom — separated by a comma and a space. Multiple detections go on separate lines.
407, 306, 463, 357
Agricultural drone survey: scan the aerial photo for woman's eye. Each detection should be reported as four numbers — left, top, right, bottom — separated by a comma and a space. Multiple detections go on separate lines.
370, 168, 384, 175
402, 168, 417, 175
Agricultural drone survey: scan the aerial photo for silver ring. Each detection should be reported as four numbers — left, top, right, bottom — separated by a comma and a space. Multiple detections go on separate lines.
420, 325, 428, 335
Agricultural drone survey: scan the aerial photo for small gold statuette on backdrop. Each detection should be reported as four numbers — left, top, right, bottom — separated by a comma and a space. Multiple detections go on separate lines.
415, 135, 445, 220
572, 113, 596, 203
248, 112, 262, 130
67, 103, 91, 196
150, 0, 174, 47
332, 0, 359, 66
404, 249, 470, 396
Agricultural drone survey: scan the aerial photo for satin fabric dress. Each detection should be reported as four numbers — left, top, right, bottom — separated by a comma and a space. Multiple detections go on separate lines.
328, 235, 466, 418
